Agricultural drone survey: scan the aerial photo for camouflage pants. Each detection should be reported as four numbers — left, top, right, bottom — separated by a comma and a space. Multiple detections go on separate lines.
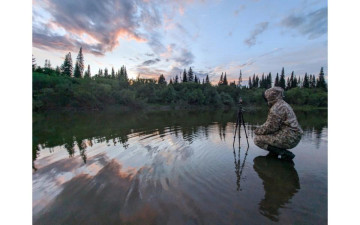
254, 129, 302, 150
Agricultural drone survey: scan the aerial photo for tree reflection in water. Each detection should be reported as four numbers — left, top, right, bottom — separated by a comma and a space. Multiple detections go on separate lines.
253, 156, 300, 222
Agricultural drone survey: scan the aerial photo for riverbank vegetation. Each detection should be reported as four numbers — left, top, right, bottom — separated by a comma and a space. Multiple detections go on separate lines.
32, 50, 327, 112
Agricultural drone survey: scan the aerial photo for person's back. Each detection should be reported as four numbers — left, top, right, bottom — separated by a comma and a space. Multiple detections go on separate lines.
254, 87, 303, 160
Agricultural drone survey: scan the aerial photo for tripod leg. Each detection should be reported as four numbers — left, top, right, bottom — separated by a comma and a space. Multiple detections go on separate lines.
233, 113, 240, 145
241, 113, 249, 146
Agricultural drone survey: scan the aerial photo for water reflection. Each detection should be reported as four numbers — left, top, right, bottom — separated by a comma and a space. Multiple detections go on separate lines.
253, 156, 300, 222
233, 145, 249, 191
33, 109, 327, 224
33, 109, 327, 169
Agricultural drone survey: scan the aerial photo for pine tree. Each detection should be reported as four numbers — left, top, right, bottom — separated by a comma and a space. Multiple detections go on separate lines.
255, 75, 259, 88
169, 78, 173, 85
55, 66, 61, 75
104, 68, 109, 78
61, 52, 73, 77
286, 77, 291, 90
182, 69, 187, 82
218, 73, 223, 85
312, 75, 316, 88
316, 67, 327, 89
223, 72, 228, 85
274, 73, 279, 87
84, 65, 91, 78
74, 47, 84, 78
205, 74, 210, 84
111, 67, 115, 79
188, 67, 194, 82
279, 67, 286, 89
238, 70, 242, 87
32, 55, 36, 71
248, 77, 252, 89
175, 75, 179, 84
194, 75, 198, 83
158, 74, 166, 85
303, 73, 309, 88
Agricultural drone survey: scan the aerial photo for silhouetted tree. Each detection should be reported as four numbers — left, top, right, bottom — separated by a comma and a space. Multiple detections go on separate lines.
175, 75, 179, 84
316, 67, 327, 89
223, 72, 228, 85
279, 67, 286, 89
32, 55, 36, 71
188, 67, 194, 82
303, 73, 309, 88
238, 70, 242, 87
61, 52, 73, 77
84, 65, 91, 78
158, 74, 166, 85
74, 47, 84, 78
104, 68, 109, 78
111, 67, 115, 79
274, 73, 279, 87
182, 69, 187, 82
206, 74, 210, 84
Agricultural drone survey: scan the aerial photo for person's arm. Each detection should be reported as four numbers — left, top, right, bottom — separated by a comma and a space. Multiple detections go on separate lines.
254, 107, 282, 135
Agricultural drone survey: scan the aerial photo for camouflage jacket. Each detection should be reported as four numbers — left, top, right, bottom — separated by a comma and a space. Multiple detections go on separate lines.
254, 87, 303, 135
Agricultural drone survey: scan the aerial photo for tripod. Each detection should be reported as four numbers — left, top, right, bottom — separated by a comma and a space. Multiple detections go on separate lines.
233, 97, 249, 147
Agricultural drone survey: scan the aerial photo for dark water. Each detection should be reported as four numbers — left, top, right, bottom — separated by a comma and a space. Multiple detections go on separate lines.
33, 109, 327, 225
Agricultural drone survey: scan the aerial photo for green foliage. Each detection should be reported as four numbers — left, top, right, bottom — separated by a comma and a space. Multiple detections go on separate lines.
33, 68, 328, 112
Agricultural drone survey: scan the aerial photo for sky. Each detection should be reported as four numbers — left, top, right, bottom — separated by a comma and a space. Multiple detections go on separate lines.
32, 0, 327, 85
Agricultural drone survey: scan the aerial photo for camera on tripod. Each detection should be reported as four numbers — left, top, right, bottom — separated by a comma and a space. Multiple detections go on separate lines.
233, 97, 249, 147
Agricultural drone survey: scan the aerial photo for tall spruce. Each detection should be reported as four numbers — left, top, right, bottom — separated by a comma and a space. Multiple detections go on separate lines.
32, 55, 36, 71
175, 75, 179, 84
158, 74, 166, 85
279, 67, 286, 89
61, 52, 73, 77
111, 67, 115, 79
74, 47, 84, 78
182, 69, 187, 82
205, 74, 210, 84
303, 73, 309, 88
188, 67, 194, 82
238, 70, 242, 87
223, 72, 228, 85
274, 73, 279, 87
104, 68, 109, 78
84, 65, 91, 78
219, 72, 224, 85
316, 67, 327, 89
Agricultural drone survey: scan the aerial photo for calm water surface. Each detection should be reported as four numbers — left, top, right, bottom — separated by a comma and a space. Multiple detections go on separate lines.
33, 109, 327, 225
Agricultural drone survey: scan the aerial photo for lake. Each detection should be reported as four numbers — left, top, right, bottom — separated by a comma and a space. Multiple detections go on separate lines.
33, 109, 327, 225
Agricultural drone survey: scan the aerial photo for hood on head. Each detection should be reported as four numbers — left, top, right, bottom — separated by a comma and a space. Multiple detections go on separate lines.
264, 87, 284, 106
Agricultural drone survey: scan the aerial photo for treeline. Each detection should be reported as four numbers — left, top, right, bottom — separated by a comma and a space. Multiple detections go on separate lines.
32, 48, 327, 112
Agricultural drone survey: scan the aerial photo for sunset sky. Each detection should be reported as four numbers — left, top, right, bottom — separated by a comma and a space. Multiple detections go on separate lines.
32, 0, 327, 84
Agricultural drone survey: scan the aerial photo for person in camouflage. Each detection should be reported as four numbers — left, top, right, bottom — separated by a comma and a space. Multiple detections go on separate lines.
254, 87, 303, 160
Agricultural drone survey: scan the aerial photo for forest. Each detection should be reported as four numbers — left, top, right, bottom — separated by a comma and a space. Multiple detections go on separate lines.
32, 47, 327, 112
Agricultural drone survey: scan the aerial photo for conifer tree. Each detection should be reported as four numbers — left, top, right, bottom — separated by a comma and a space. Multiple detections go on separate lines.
74, 47, 84, 78
194, 75, 198, 83
32, 55, 36, 71
316, 67, 327, 89
274, 73, 279, 87
205, 74, 210, 84
219, 72, 224, 85
312, 75, 316, 88
303, 73, 309, 88
84, 65, 91, 78
111, 67, 115, 79
55, 66, 61, 75
286, 77, 291, 90
223, 72, 228, 85
175, 75, 179, 84
279, 67, 286, 89
255, 75, 259, 88
61, 52, 73, 77
248, 77, 252, 89
169, 78, 173, 85
267, 72, 272, 88
104, 68, 109, 78
158, 74, 166, 85
188, 67, 194, 82
238, 70, 242, 87
182, 69, 187, 82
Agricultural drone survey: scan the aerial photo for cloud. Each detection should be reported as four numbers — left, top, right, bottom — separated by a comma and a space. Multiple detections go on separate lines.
234, 5, 246, 16
244, 22, 269, 47
142, 58, 161, 66
173, 48, 194, 66
32, 0, 162, 55
281, 7, 327, 39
